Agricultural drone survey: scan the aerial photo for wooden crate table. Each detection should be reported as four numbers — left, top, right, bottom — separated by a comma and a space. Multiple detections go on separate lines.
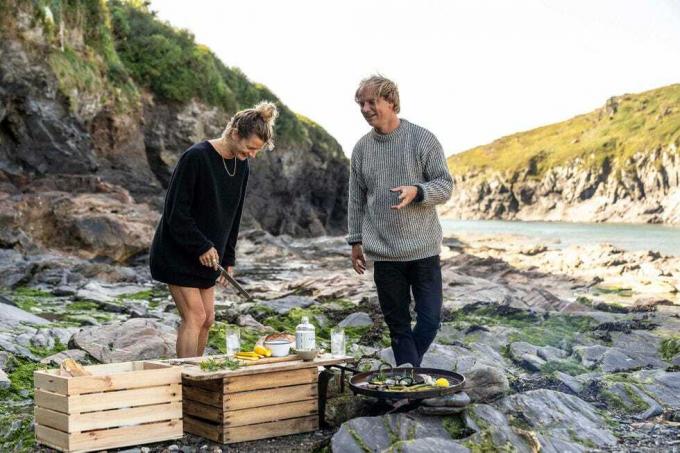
33, 361, 183, 453
159, 354, 354, 444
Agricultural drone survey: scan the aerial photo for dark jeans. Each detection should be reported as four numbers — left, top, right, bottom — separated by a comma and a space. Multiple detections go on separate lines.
373, 255, 442, 367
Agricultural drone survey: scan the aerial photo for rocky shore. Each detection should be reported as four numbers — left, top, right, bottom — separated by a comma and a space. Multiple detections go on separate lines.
1, 229, 679, 452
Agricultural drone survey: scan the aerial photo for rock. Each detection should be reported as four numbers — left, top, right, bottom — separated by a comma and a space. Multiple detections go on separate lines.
554, 371, 583, 394
463, 365, 509, 403
236, 314, 271, 332
71, 318, 177, 363
410, 342, 510, 375
489, 389, 618, 450
421, 392, 471, 408
601, 381, 663, 419
0, 351, 12, 370
52, 285, 77, 296
0, 249, 33, 288
634, 370, 680, 408
417, 405, 466, 415
0, 334, 40, 361
537, 345, 568, 362
324, 394, 374, 427
610, 331, 667, 369
14, 333, 33, 349
464, 404, 539, 451
263, 296, 315, 315
600, 348, 644, 373
40, 349, 92, 367
337, 312, 373, 328
384, 438, 470, 453
631, 297, 674, 312
574, 345, 608, 368
331, 414, 454, 453
508, 341, 545, 372
673, 354, 680, 367
509, 341, 538, 357
45, 327, 79, 347
0, 369, 10, 389
0, 299, 50, 328
75, 287, 115, 304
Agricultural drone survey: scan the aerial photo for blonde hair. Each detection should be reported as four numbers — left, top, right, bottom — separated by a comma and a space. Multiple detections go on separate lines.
222, 101, 279, 149
355, 75, 400, 113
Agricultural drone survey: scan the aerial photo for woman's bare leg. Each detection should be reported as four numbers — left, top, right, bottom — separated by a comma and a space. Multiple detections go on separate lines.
168, 285, 207, 358
197, 286, 216, 356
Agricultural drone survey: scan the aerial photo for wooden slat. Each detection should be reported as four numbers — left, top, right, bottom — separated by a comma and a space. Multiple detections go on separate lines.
224, 367, 317, 393
183, 399, 222, 423
34, 389, 69, 414
35, 423, 70, 451
224, 383, 317, 411
183, 385, 223, 408
224, 399, 317, 427
69, 419, 182, 452
151, 354, 301, 366
34, 371, 69, 395
179, 354, 354, 380
35, 384, 181, 414
181, 359, 312, 380
183, 415, 222, 443
35, 363, 180, 396
223, 415, 318, 444
36, 402, 182, 433
66, 366, 180, 395
183, 375, 223, 392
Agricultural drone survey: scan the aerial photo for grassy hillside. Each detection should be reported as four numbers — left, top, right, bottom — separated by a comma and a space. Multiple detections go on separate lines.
0, 0, 339, 151
449, 84, 680, 178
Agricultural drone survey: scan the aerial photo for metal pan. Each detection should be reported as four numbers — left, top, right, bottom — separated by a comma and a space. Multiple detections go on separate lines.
349, 367, 465, 400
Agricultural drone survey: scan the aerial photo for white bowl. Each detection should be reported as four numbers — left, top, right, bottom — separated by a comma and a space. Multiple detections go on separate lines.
264, 340, 291, 357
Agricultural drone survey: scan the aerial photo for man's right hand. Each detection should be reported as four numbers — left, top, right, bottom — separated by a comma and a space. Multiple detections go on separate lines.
351, 244, 366, 275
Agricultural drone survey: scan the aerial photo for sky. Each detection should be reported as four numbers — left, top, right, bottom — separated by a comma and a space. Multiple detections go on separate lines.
148, 0, 680, 157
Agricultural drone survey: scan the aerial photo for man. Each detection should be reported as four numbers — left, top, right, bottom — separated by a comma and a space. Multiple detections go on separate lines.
348, 75, 453, 367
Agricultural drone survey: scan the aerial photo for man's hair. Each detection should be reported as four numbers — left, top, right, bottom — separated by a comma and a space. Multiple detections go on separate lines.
355, 75, 400, 113
222, 101, 279, 150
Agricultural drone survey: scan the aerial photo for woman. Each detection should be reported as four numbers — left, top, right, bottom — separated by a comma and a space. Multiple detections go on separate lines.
150, 102, 278, 358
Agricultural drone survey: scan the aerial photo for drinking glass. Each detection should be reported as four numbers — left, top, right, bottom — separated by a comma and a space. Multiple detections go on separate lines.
330, 327, 345, 357
225, 326, 241, 357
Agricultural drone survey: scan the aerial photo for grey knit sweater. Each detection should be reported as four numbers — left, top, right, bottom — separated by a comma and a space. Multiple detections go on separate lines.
347, 119, 454, 261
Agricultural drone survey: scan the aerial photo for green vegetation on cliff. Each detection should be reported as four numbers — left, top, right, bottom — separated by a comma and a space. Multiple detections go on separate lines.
448, 84, 680, 177
0, 0, 342, 151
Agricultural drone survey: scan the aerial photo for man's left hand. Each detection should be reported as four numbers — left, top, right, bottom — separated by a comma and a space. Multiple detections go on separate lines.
217, 266, 234, 287
390, 186, 418, 210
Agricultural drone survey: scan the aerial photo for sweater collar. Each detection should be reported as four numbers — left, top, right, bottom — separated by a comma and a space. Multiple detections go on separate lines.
371, 119, 408, 142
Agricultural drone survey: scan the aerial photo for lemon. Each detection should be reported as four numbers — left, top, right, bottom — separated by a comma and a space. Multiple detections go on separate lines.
254, 345, 272, 357
434, 378, 450, 388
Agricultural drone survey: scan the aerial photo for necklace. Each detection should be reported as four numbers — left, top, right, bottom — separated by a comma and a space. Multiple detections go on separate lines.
222, 155, 237, 177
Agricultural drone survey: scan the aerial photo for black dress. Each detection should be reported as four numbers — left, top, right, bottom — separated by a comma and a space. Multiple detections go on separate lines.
149, 141, 249, 288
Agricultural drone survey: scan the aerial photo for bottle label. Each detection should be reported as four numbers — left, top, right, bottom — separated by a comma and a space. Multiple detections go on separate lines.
296, 331, 315, 350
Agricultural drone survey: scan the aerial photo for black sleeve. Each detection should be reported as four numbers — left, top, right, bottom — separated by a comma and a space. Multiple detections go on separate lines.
222, 167, 249, 267
164, 153, 214, 257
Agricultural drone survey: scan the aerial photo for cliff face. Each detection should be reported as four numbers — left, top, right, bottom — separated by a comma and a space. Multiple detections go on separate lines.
443, 85, 680, 224
0, 1, 348, 262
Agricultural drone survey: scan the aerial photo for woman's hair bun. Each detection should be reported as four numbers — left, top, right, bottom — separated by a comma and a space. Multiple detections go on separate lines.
254, 101, 279, 123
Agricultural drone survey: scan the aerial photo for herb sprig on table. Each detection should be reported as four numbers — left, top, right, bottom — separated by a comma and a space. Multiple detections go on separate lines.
199, 357, 241, 372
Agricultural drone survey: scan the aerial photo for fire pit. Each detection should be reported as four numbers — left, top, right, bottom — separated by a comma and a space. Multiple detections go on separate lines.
349, 365, 465, 401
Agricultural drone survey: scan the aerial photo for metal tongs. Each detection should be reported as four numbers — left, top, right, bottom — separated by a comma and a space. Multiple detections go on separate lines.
216, 264, 252, 300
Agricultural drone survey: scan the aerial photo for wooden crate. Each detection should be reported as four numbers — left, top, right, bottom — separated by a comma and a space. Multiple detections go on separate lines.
182, 366, 319, 444
34, 361, 183, 452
